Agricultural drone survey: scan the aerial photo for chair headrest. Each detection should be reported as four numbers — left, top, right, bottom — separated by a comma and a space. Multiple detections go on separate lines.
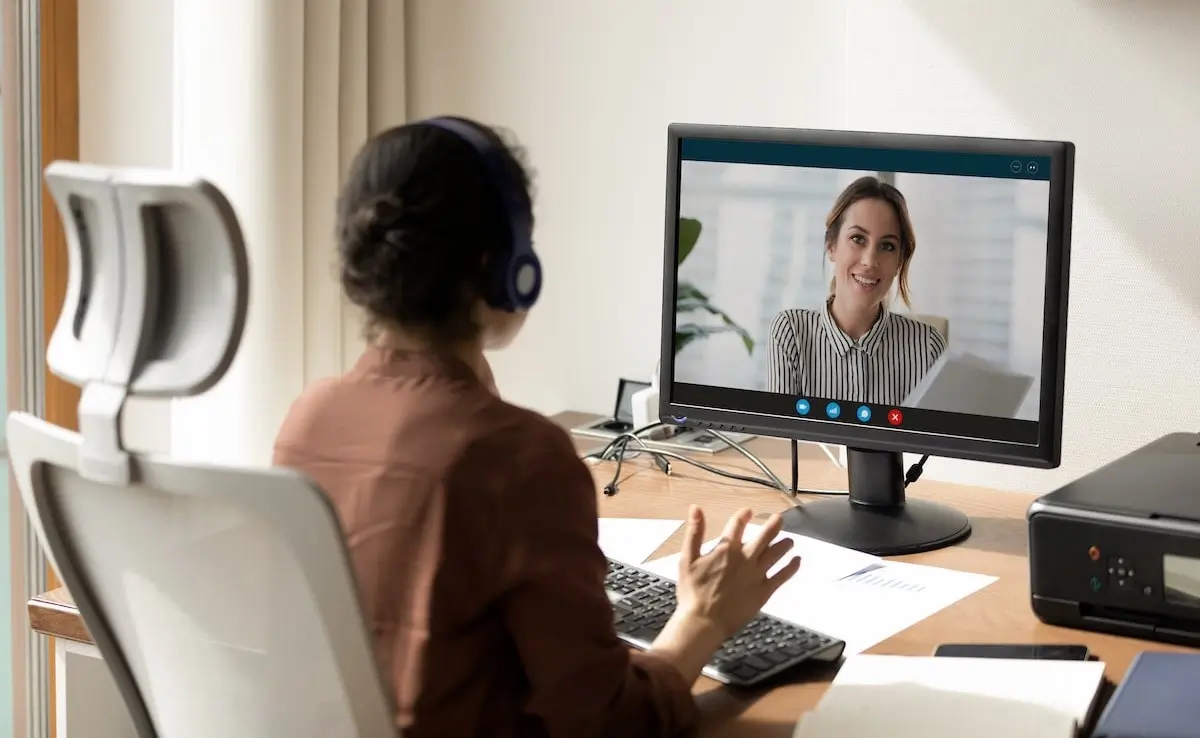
42, 161, 250, 484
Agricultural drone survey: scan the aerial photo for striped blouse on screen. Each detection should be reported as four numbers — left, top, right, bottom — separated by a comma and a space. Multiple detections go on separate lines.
765, 298, 946, 406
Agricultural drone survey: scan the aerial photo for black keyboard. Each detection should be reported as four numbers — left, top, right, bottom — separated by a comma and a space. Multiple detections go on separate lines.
605, 558, 845, 687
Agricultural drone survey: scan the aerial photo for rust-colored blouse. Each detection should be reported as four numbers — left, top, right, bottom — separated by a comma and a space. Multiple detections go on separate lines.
273, 347, 698, 737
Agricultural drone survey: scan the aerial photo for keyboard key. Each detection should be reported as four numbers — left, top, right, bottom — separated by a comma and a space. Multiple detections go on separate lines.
743, 655, 772, 671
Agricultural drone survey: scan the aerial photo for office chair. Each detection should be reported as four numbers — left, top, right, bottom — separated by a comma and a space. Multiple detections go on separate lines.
7, 162, 398, 738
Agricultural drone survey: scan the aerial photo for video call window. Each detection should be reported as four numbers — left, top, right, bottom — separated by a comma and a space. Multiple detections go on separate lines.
670, 139, 1054, 446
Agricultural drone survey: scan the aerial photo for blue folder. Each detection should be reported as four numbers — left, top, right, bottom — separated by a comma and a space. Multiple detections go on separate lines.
1093, 651, 1200, 738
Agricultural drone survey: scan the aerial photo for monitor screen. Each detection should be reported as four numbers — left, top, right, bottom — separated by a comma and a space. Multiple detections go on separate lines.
660, 125, 1072, 467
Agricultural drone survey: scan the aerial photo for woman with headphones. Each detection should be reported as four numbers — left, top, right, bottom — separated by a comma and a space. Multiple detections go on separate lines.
765, 176, 946, 406
274, 117, 800, 737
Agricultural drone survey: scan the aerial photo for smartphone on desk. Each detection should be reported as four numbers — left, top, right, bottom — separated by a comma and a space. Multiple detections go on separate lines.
933, 643, 1091, 661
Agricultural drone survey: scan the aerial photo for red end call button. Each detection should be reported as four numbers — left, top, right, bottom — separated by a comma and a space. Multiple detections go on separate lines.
887, 408, 904, 426
1088, 546, 1100, 561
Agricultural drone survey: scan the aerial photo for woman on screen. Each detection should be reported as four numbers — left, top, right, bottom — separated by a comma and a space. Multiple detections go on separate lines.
765, 176, 946, 405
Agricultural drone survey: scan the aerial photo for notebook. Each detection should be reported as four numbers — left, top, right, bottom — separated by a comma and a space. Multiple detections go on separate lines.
793, 654, 1106, 738
1092, 651, 1200, 738
902, 350, 1033, 419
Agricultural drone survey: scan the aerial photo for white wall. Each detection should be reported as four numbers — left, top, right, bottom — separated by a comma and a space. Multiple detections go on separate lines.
77, 0, 175, 454
407, 0, 1200, 494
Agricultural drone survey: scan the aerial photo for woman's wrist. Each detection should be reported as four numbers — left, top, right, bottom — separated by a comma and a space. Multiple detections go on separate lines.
673, 605, 730, 643
648, 607, 729, 685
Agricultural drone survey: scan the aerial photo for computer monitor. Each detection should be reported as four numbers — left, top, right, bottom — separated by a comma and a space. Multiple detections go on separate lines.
658, 123, 1073, 556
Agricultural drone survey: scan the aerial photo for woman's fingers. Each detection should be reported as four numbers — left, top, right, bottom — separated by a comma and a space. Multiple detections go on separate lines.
765, 556, 802, 593
719, 508, 753, 549
758, 537, 795, 572
745, 511, 785, 559
681, 505, 706, 565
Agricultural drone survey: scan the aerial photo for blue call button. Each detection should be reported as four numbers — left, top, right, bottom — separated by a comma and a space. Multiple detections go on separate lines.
795, 399, 811, 416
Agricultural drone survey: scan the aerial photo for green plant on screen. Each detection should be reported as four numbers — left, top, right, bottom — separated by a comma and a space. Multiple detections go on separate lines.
674, 217, 755, 355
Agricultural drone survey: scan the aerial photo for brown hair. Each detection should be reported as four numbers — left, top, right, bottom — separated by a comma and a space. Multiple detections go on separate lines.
824, 176, 917, 308
336, 118, 533, 345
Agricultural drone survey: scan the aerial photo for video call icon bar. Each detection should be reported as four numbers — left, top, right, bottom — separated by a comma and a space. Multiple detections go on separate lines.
794, 397, 903, 427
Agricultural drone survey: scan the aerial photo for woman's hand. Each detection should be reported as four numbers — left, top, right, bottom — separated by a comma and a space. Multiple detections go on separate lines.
648, 506, 802, 684
673, 506, 801, 639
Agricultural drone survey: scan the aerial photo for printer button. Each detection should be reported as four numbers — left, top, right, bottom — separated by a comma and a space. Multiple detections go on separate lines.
1116, 577, 1138, 592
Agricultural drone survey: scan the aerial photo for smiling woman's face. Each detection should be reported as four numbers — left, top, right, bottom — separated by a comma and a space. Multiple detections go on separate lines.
827, 198, 904, 311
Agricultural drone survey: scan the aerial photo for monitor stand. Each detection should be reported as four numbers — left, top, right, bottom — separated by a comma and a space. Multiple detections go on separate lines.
780, 445, 971, 556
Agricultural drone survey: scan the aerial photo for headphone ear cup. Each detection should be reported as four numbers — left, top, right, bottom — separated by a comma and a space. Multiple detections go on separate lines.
510, 251, 542, 309
484, 244, 540, 312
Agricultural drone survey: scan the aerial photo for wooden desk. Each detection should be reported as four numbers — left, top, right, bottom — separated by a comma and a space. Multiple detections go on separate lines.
29, 411, 1192, 737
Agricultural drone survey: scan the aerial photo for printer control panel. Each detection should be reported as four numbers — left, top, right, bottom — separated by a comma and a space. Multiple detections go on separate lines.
1076, 540, 1157, 602
1030, 512, 1200, 614
1102, 552, 1153, 598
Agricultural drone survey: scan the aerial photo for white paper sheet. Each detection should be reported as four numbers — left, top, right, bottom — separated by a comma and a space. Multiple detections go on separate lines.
774, 561, 997, 655
793, 654, 1104, 738
597, 518, 685, 564
644, 537, 995, 656
641, 524, 881, 586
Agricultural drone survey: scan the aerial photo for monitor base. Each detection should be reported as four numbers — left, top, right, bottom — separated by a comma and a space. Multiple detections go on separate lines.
779, 497, 971, 556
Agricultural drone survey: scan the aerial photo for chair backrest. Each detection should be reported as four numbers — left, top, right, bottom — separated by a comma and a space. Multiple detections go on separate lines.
907, 313, 950, 343
8, 162, 398, 738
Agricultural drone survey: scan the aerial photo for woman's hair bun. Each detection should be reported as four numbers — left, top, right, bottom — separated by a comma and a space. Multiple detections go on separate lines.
347, 194, 405, 252
339, 193, 423, 302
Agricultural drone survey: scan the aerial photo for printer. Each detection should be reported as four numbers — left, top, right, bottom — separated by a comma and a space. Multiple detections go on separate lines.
1029, 432, 1200, 646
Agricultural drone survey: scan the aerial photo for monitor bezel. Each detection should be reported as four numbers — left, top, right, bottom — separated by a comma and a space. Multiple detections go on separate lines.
657, 122, 1074, 469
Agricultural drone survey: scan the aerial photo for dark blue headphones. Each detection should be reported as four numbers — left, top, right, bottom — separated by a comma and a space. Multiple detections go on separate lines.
422, 116, 542, 312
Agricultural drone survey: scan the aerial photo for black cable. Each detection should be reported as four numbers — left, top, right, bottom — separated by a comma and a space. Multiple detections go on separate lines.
585, 425, 668, 496
587, 427, 843, 498
593, 427, 930, 497
602, 436, 630, 496
790, 440, 799, 495
587, 427, 775, 493
904, 454, 930, 487
602, 434, 667, 495
587, 422, 666, 453
595, 433, 781, 495
586, 423, 670, 473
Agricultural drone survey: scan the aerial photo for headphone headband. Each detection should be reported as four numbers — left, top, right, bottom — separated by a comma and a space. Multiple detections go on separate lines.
422, 117, 542, 312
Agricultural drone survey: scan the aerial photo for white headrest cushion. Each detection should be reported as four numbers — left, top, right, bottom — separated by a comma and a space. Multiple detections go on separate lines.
43, 161, 249, 398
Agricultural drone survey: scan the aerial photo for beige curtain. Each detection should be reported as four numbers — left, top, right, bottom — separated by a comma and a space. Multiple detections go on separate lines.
171, 0, 407, 467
